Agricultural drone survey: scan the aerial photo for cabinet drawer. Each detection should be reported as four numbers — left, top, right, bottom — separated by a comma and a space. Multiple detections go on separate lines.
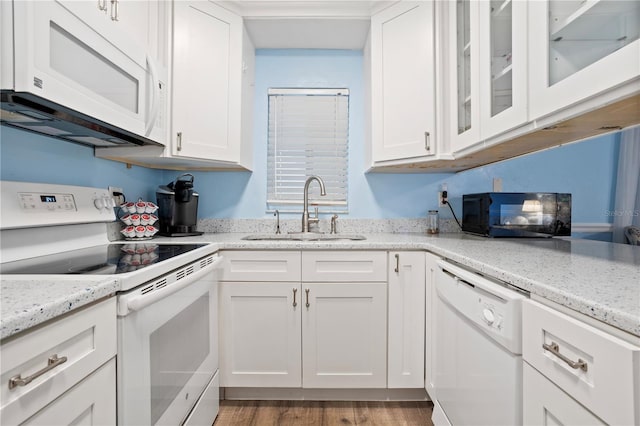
302, 251, 387, 282
220, 251, 301, 282
22, 358, 116, 425
523, 362, 605, 426
0, 298, 116, 425
522, 300, 640, 426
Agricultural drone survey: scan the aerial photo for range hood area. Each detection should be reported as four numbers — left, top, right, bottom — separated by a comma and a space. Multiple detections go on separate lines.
1, 91, 163, 148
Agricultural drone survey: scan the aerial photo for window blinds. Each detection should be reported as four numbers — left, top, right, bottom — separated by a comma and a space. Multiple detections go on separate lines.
267, 88, 349, 212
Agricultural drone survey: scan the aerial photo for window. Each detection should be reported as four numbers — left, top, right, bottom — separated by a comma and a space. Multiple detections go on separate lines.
267, 88, 349, 212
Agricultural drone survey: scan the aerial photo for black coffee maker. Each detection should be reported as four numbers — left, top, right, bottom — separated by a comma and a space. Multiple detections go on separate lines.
156, 174, 204, 237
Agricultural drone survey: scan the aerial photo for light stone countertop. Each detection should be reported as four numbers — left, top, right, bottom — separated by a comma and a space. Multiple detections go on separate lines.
188, 232, 640, 338
1, 275, 118, 340
2, 232, 638, 340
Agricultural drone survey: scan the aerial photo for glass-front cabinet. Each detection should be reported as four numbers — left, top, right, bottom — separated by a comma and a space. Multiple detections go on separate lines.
447, 0, 480, 153
479, 0, 527, 140
528, 0, 640, 120
448, 0, 528, 153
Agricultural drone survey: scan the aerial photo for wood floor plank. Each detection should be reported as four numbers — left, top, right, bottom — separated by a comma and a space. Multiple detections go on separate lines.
214, 400, 433, 426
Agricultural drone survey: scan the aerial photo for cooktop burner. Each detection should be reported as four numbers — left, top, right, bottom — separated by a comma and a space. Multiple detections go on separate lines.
0, 243, 208, 275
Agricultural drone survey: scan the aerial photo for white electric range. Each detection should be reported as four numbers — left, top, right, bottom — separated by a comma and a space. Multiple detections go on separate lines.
0, 181, 222, 425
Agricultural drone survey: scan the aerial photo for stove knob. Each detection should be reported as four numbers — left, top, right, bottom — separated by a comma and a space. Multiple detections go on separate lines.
94, 197, 106, 210
482, 308, 495, 325
104, 196, 116, 208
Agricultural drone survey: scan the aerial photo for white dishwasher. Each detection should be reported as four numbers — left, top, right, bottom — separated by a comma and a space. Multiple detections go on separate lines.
432, 259, 528, 426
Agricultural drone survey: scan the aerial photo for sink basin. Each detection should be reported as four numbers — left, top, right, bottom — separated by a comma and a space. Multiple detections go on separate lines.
242, 233, 366, 241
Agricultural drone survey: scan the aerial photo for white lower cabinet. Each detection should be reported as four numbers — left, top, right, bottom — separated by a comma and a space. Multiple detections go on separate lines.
424, 252, 440, 398
523, 362, 605, 426
219, 250, 391, 389
0, 299, 117, 425
303, 283, 387, 388
22, 359, 116, 426
387, 251, 425, 388
219, 282, 302, 388
522, 299, 640, 426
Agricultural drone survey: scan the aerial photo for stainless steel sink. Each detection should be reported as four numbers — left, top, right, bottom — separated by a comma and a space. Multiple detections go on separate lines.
242, 233, 366, 241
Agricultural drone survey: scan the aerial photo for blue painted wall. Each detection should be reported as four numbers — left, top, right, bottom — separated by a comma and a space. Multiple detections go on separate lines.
0, 126, 162, 202
0, 49, 621, 235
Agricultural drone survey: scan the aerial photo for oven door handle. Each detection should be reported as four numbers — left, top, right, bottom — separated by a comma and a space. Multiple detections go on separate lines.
126, 255, 223, 314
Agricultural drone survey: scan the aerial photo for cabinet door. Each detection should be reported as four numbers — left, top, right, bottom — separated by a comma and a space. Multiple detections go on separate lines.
370, 1, 436, 162
388, 252, 425, 388
478, 0, 528, 140
302, 283, 387, 388
219, 282, 301, 388
172, 1, 243, 162
528, 0, 640, 120
424, 252, 440, 398
447, 0, 481, 154
523, 362, 605, 426
22, 359, 116, 426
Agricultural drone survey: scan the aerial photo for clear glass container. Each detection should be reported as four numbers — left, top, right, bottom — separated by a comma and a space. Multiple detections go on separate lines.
427, 210, 439, 234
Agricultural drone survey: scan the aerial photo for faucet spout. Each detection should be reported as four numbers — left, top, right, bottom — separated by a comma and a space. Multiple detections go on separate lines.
302, 176, 327, 233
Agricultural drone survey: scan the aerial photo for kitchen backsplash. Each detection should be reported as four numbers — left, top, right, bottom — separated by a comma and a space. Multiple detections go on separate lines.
197, 218, 461, 235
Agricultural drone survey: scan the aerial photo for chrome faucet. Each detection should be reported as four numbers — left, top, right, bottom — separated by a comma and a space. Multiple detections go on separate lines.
302, 175, 326, 233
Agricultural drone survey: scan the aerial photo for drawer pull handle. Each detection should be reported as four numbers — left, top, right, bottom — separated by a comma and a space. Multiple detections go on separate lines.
542, 342, 588, 372
305, 288, 310, 308
9, 354, 68, 390
394, 253, 400, 273
293, 287, 298, 307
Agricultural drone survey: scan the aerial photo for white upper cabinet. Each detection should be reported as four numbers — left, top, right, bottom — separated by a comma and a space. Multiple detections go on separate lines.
528, 0, 640, 120
478, 0, 528, 140
448, 0, 528, 153
172, 1, 251, 167
369, 1, 436, 163
446, 0, 481, 154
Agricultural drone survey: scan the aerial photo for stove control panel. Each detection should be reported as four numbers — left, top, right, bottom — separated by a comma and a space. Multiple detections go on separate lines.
1, 181, 116, 229
19, 192, 77, 212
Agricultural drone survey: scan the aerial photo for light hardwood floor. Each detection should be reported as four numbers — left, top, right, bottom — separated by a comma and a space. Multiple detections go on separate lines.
214, 400, 434, 426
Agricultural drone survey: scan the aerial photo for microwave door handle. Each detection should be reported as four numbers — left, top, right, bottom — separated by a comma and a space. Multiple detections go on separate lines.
125, 256, 223, 314
145, 54, 160, 137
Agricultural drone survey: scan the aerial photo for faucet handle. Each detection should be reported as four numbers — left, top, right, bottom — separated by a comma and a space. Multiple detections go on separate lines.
330, 214, 338, 234
274, 210, 281, 234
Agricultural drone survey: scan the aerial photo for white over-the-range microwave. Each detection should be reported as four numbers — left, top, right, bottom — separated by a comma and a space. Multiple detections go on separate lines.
0, 1, 166, 148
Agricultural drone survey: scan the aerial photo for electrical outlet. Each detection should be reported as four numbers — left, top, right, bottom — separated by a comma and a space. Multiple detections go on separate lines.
438, 191, 447, 207
493, 178, 503, 192
108, 186, 125, 206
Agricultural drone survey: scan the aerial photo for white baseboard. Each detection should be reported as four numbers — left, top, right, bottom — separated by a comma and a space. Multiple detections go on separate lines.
222, 387, 430, 402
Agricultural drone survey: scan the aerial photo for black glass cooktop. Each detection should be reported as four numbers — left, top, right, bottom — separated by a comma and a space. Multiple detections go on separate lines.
0, 243, 208, 275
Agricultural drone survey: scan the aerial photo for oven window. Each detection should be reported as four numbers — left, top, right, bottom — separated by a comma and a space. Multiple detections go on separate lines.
149, 295, 210, 424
